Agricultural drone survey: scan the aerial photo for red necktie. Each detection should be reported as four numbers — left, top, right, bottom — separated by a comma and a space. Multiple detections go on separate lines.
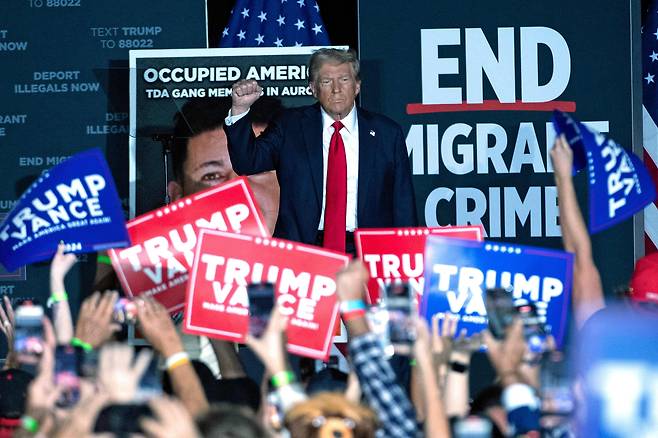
323, 121, 347, 252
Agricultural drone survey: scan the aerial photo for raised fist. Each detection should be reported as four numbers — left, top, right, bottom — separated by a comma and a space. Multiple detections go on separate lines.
231, 79, 263, 116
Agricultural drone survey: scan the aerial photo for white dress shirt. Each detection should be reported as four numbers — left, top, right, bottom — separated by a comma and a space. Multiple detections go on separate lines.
318, 105, 359, 231
225, 105, 360, 231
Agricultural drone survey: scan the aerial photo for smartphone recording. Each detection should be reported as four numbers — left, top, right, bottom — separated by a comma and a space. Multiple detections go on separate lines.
113, 298, 137, 324
55, 345, 81, 408
381, 282, 416, 353
247, 282, 275, 338
485, 288, 548, 353
14, 304, 45, 370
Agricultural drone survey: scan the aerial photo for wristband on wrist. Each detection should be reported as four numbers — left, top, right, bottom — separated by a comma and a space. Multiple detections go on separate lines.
339, 299, 367, 313
47, 290, 68, 307
21, 415, 39, 433
449, 361, 469, 373
409, 358, 417, 366
70, 337, 93, 352
342, 309, 366, 321
271, 370, 295, 388
97, 254, 112, 265
165, 351, 190, 371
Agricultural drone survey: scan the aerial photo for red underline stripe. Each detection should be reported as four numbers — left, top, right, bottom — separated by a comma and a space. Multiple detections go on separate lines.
406, 100, 577, 114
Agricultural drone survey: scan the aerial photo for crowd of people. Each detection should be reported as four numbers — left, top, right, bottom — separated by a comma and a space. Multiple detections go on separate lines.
1, 48, 656, 438
0, 134, 653, 437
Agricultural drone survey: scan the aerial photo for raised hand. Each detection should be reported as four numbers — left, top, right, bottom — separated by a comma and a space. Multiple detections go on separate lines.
452, 328, 483, 355
245, 307, 289, 375
50, 243, 77, 344
135, 297, 183, 358
74, 291, 119, 348
483, 319, 527, 387
231, 79, 263, 115
413, 318, 433, 367
550, 134, 574, 180
430, 313, 457, 370
0, 296, 16, 368
140, 397, 201, 438
22, 318, 59, 435
98, 343, 152, 403
50, 242, 77, 283
51, 380, 109, 438
335, 260, 369, 303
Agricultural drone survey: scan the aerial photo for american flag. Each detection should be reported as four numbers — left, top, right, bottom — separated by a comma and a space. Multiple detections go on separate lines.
220, 0, 330, 48
642, 1, 658, 253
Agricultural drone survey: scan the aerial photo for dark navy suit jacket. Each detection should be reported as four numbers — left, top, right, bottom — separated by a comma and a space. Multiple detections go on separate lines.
225, 103, 418, 245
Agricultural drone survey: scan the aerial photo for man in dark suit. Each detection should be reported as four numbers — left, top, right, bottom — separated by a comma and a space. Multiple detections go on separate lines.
225, 48, 417, 254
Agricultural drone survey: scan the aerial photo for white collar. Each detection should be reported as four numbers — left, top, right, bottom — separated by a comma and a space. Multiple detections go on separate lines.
320, 104, 357, 134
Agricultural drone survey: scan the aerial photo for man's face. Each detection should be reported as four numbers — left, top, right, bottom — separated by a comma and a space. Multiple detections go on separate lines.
310, 62, 361, 121
169, 127, 237, 200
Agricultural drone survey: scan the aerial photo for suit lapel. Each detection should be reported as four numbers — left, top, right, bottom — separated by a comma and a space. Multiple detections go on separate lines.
357, 108, 376, 221
301, 104, 323, 211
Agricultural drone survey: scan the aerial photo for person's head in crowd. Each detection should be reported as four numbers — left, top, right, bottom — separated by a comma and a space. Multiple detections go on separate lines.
196, 403, 268, 438
168, 96, 283, 200
284, 392, 378, 438
94, 403, 153, 437
213, 377, 261, 412
162, 359, 261, 412
305, 367, 348, 396
299, 357, 317, 386
308, 48, 361, 121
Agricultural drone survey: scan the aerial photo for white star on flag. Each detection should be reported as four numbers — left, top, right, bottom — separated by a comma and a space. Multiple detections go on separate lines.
654, 28, 658, 39
646, 73, 655, 84
220, 0, 330, 48
651, 51, 658, 62
295, 41, 302, 47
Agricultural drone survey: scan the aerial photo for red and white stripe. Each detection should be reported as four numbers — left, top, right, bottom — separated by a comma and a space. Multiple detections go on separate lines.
643, 106, 658, 253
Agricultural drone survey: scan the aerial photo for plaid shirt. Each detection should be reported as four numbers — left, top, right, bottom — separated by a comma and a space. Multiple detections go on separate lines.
349, 332, 419, 437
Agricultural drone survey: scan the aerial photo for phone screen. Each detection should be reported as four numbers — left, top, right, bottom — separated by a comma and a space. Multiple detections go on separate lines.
540, 353, 574, 430
382, 282, 415, 348
55, 345, 81, 408
14, 305, 44, 371
484, 288, 517, 339
516, 302, 547, 354
113, 298, 137, 324
247, 283, 275, 338
135, 353, 162, 403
